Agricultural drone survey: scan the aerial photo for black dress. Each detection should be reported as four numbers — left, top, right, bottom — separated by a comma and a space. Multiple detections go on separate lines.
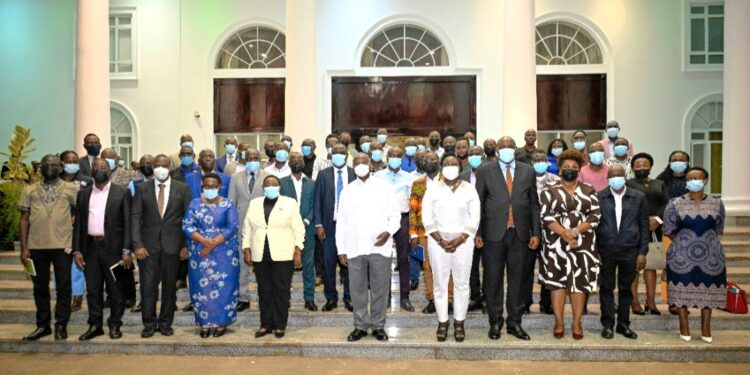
626, 178, 669, 239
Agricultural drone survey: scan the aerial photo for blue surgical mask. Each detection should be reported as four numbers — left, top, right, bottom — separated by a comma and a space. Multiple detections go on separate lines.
670, 161, 687, 173
264, 186, 280, 199
327, 147, 333, 155
468, 155, 483, 169
63, 163, 80, 175
551, 147, 563, 157
469, 139, 475, 147
498, 148, 515, 164
417, 144, 426, 152
371, 150, 383, 162
686, 179, 705, 192
301, 145, 312, 157
589, 151, 605, 165
377, 134, 387, 144
181, 141, 194, 149
608, 176, 626, 190
180, 156, 193, 166
246, 161, 260, 173
118, 159, 125, 167
388, 157, 403, 170
105, 158, 116, 170
203, 188, 219, 200
573, 141, 586, 151
613, 145, 628, 157
405, 146, 417, 157
360, 142, 371, 153
607, 127, 619, 139
283, 140, 292, 149
331, 153, 347, 167
533, 162, 548, 175
225, 144, 237, 155
275, 150, 289, 162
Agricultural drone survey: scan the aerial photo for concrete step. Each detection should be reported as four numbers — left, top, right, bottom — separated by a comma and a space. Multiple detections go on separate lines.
723, 240, 750, 253
0, 323, 748, 362
722, 227, 750, 241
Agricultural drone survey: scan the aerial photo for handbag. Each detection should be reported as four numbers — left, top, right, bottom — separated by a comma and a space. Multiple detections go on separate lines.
726, 281, 748, 314
645, 232, 666, 270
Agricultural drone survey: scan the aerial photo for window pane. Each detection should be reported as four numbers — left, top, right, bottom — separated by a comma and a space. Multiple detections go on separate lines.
710, 142, 722, 194
118, 28, 131, 60
119, 136, 132, 144
109, 29, 115, 61
691, 6, 705, 14
690, 55, 706, 64
118, 63, 132, 73
118, 15, 131, 25
709, 131, 722, 141
110, 62, 116, 73
692, 143, 705, 168
708, 17, 723, 52
708, 54, 723, 64
691, 132, 705, 140
690, 19, 705, 52
708, 5, 723, 15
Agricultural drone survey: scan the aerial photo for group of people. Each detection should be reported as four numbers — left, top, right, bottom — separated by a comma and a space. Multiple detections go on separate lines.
17, 120, 726, 344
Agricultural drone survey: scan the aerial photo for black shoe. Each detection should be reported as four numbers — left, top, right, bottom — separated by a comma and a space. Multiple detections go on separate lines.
422, 301, 436, 314
616, 325, 638, 339
213, 326, 227, 338
400, 299, 415, 312
304, 300, 318, 311
273, 329, 285, 339
601, 326, 614, 339
522, 305, 531, 315
448, 303, 453, 315
410, 280, 419, 291
23, 326, 51, 341
78, 326, 104, 341
322, 300, 337, 312
467, 300, 483, 312
200, 328, 211, 338
54, 324, 68, 341
344, 301, 353, 312
123, 299, 135, 309
488, 324, 502, 340
507, 326, 530, 341
109, 326, 122, 340
236, 301, 250, 312
131, 302, 142, 313
254, 327, 270, 338
372, 328, 389, 341
159, 326, 174, 336
347, 329, 368, 342
182, 303, 193, 312
141, 327, 156, 338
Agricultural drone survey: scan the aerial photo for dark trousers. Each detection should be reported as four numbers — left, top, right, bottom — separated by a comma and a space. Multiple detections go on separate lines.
30, 249, 71, 328
315, 236, 324, 277
140, 250, 180, 330
600, 249, 638, 328
395, 214, 410, 298
177, 258, 189, 284
254, 245, 294, 330
302, 226, 316, 302
83, 238, 124, 328
322, 223, 350, 303
114, 266, 135, 303
469, 247, 484, 302
482, 229, 526, 328
536, 246, 551, 309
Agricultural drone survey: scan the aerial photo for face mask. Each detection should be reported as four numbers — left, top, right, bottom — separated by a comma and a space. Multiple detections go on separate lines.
423, 161, 439, 174
573, 141, 586, 151
533, 162, 548, 175
41, 165, 60, 180
634, 169, 650, 180
105, 158, 117, 170
225, 144, 237, 155
415, 158, 425, 171
484, 147, 496, 157
686, 179, 705, 192
63, 163, 80, 175
613, 145, 628, 157
358, 142, 370, 153
430, 138, 440, 147
283, 140, 292, 149
498, 148, 515, 164
405, 146, 417, 157
301, 145, 312, 157
388, 157, 402, 170
589, 151, 605, 165
153, 167, 170, 181
140, 165, 154, 177
371, 150, 383, 162
84, 144, 101, 156
118, 159, 125, 167
377, 134, 387, 144
181, 141, 194, 149
444, 145, 455, 154
561, 169, 579, 182
290, 163, 305, 174
327, 147, 333, 155
265, 148, 275, 158
442, 166, 460, 181
180, 156, 193, 166
551, 147, 563, 157
608, 176, 626, 190
417, 144, 426, 152
203, 188, 219, 200
354, 164, 370, 177
246, 161, 261, 173
275, 150, 289, 163
332, 153, 347, 167
93, 170, 109, 184
264, 186, 280, 199
670, 161, 687, 173
468, 155, 483, 169
240, 151, 246, 160
607, 127, 620, 139
468, 139, 475, 147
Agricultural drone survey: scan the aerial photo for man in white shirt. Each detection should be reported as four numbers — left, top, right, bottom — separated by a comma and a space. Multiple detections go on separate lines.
264, 142, 292, 178
312, 134, 340, 180
337, 154, 401, 342
428, 131, 444, 159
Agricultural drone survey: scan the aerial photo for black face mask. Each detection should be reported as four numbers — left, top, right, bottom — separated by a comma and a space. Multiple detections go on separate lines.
84, 144, 101, 156
415, 159, 425, 171
484, 147, 496, 157
423, 162, 439, 174
290, 163, 305, 174
561, 169, 579, 182
41, 165, 60, 181
93, 170, 109, 184
444, 145, 456, 154
429, 138, 440, 147
634, 169, 650, 180
140, 165, 154, 177
265, 148, 275, 158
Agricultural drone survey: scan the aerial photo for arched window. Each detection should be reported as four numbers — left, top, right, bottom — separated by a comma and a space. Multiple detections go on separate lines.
535, 20, 603, 65
689, 97, 723, 194
110, 105, 135, 166
215, 25, 286, 69
361, 24, 449, 67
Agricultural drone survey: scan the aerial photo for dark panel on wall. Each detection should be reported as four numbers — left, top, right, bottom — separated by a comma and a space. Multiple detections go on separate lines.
214, 78, 285, 133
537, 74, 606, 131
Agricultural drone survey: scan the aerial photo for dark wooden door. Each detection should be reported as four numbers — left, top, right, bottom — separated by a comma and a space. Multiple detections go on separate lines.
213, 78, 285, 133
536, 74, 606, 131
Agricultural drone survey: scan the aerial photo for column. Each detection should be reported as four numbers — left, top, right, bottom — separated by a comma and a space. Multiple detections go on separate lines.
722, 0, 750, 217
74, 0, 111, 152
285, 0, 317, 147
502, 0, 536, 142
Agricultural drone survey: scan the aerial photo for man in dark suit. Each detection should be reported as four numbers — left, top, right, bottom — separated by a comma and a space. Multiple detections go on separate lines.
78, 133, 102, 178
313, 144, 356, 312
597, 164, 649, 340
186, 148, 231, 198
475, 136, 541, 341
72, 158, 132, 340
460, 146, 485, 312
131, 154, 192, 338
281, 152, 317, 311
216, 136, 239, 174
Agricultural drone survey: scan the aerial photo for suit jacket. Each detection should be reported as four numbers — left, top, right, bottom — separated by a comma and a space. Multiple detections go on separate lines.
596, 187, 650, 255
228, 169, 268, 227
460, 169, 477, 184
78, 155, 93, 178
313, 166, 356, 233
73, 183, 131, 257
241, 196, 305, 262
280, 174, 314, 226
475, 161, 541, 242
131, 179, 192, 254
185, 170, 231, 199
216, 154, 239, 175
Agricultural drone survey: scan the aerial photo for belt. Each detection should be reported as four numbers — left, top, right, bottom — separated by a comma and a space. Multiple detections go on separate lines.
88, 235, 105, 242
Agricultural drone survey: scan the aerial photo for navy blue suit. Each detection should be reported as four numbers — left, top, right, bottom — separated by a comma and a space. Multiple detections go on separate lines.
185, 171, 231, 199
215, 154, 238, 175
280, 174, 316, 302
313, 166, 355, 303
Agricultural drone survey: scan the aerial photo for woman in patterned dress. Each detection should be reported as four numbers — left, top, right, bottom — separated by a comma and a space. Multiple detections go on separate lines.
182, 173, 240, 338
539, 150, 601, 340
664, 167, 726, 343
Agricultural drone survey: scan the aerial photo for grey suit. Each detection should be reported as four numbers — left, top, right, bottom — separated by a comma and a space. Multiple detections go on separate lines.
229, 168, 269, 303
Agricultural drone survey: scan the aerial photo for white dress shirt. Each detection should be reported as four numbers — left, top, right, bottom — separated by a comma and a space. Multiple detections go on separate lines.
373, 168, 415, 214
336, 177, 401, 259
422, 180, 481, 237
312, 157, 333, 181
291, 174, 304, 203
154, 177, 171, 217
500, 160, 516, 180
611, 186, 626, 232
264, 162, 292, 178
332, 165, 349, 222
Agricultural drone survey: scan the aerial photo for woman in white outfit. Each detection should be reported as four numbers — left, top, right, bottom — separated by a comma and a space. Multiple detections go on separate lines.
421, 155, 481, 342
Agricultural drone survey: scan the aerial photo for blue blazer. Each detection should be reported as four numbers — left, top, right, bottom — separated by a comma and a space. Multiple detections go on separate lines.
216, 154, 238, 174
280, 175, 315, 225
313, 166, 356, 232
185, 171, 231, 199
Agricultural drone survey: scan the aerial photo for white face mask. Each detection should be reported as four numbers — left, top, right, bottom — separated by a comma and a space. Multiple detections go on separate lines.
154, 167, 170, 181
442, 166, 460, 181
354, 164, 370, 178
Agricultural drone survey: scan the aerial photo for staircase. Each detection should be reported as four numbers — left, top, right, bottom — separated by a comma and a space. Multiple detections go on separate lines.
0, 227, 749, 361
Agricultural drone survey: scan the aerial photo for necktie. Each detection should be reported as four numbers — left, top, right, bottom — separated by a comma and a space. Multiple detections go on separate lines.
157, 183, 165, 218
505, 166, 515, 228
248, 172, 255, 194
336, 169, 343, 212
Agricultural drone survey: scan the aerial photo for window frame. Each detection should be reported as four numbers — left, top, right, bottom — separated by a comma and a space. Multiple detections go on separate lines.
360, 23, 450, 68
683, 0, 724, 72
109, 7, 137, 80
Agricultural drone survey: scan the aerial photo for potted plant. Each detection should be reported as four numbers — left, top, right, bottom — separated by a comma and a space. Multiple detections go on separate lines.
0, 125, 36, 251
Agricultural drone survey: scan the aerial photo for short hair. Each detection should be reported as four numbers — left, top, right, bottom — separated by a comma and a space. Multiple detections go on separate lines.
83, 133, 98, 140
668, 150, 690, 163
686, 166, 709, 180
546, 138, 569, 156
201, 172, 222, 185
558, 149, 584, 168
59, 150, 78, 161
572, 130, 587, 138
441, 154, 459, 166
263, 174, 281, 185
631, 152, 654, 167
325, 133, 340, 141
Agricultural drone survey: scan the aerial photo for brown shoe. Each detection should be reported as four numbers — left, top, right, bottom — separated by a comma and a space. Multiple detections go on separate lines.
71, 296, 83, 312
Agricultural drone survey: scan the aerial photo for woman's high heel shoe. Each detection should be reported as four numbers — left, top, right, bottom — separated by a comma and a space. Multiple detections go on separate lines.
199, 328, 210, 338
553, 330, 564, 339
454, 320, 465, 343
645, 305, 661, 315
436, 321, 449, 342
572, 332, 584, 340
213, 326, 226, 337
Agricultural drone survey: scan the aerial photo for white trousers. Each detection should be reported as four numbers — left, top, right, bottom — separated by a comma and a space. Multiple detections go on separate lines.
428, 234, 474, 322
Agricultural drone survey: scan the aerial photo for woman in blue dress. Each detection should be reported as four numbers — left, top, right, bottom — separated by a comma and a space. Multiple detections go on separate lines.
664, 167, 726, 343
182, 173, 240, 338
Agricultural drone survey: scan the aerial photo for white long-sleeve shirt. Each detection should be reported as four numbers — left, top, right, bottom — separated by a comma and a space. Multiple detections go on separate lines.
422, 180, 481, 237
336, 177, 401, 259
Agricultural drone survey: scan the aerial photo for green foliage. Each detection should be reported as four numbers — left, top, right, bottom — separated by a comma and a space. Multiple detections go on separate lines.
0, 125, 36, 248
0, 182, 22, 248
0, 125, 36, 183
